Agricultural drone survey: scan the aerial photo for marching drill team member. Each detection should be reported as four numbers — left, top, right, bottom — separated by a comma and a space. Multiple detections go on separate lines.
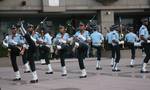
33, 28, 45, 65
139, 18, 150, 73
74, 22, 91, 78
125, 26, 139, 67
37, 28, 53, 74
5, 30, 31, 73
90, 25, 104, 70
55, 25, 69, 76
107, 25, 121, 72
106, 28, 115, 66
32, 29, 45, 65
3, 25, 25, 81
19, 22, 38, 83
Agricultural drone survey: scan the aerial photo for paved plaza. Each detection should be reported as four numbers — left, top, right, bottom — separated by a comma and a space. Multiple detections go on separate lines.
0, 55, 150, 90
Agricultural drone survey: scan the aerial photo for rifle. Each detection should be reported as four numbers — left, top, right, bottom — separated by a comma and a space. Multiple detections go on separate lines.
35, 17, 48, 31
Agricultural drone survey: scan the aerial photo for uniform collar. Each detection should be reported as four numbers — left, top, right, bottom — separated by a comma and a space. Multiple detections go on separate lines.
12, 33, 18, 37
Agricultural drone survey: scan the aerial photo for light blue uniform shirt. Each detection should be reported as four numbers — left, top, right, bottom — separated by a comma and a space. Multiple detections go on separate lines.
5, 33, 23, 46
74, 30, 90, 41
54, 33, 70, 45
106, 32, 112, 44
43, 33, 52, 46
90, 31, 104, 46
37, 33, 52, 48
139, 25, 149, 40
33, 32, 40, 41
18, 34, 26, 45
106, 30, 119, 44
125, 32, 139, 43
56, 33, 69, 41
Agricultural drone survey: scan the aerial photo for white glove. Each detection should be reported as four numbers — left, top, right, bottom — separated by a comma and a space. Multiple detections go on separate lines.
23, 44, 29, 49
75, 42, 79, 48
134, 42, 141, 46
46, 45, 50, 48
147, 40, 150, 43
78, 35, 86, 41
68, 37, 73, 42
57, 45, 62, 50
11, 40, 18, 45
31, 36, 37, 42
59, 39, 67, 44
119, 41, 124, 45
3, 40, 8, 47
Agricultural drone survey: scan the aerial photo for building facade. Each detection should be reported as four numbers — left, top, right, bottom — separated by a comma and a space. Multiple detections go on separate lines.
0, 0, 150, 41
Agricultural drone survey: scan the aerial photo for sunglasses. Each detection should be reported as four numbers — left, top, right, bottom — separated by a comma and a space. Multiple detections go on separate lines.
28, 26, 33, 28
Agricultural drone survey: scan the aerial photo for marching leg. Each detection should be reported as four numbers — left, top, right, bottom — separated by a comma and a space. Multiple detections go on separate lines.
130, 59, 135, 67
27, 49, 39, 83
24, 62, 31, 73
62, 66, 67, 76
80, 69, 87, 78
112, 62, 120, 72
77, 45, 87, 78
22, 50, 31, 73
111, 45, 115, 67
130, 44, 136, 67
96, 60, 102, 70
78, 56, 87, 78
10, 50, 21, 81
39, 47, 46, 65
43, 46, 53, 74
111, 58, 115, 67
27, 48, 38, 83
60, 58, 67, 76
112, 45, 121, 72
30, 71, 38, 83
96, 46, 102, 70
141, 43, 150, 73
13, 71, 21, 81
58, 44, 68, 76
40, 59, 46, 65
112, 62, 116, 71
115, 45, 121, 72
115, 63, 120, 72
46, 64, 53, 74
141, 63, 148, 73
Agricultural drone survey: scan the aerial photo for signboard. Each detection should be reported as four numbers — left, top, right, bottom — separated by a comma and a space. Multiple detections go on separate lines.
48, 0, 59, 6
43, 0, 65, 12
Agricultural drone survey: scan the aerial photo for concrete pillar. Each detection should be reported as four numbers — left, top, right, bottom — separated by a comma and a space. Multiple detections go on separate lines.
98, 10, 114, 35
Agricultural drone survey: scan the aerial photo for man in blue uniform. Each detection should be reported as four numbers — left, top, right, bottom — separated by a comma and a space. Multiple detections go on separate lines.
55, 25, 69, 76
139, 18, 150, 73
90, 25, 104, 70
125, 26, 139, 67
106, 25, 121, 72
3, 25, 25, 81
19, 23, 38, 83
106, 28, 114, 66
37, 28, 53, 74
74, 22, 91, 78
